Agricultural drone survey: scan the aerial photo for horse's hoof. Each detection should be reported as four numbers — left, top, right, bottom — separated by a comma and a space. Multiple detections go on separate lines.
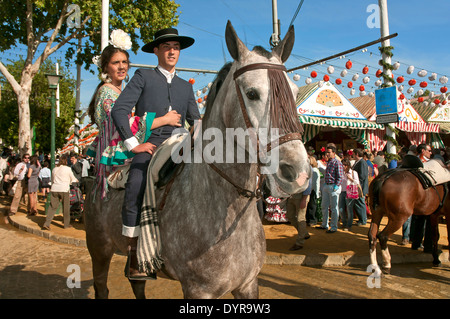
381, 267, 391, 275
433, 261, 442, 268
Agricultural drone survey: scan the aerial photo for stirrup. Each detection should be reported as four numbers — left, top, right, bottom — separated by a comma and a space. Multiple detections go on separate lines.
124, 250, 157, 281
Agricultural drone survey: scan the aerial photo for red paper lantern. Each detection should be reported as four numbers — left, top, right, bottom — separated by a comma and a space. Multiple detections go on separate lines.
434, 99, 440, 105
397, 76, 404, 83
419, 81, 428, 88
441, 86, 448, 93
408, 79, 416, 86
359, 85, 365, 91
376, 69, 382, 77
418, 97, 424, 103
323, 74, 330, 82
336, 78, 342, 85
311, 71, 317, 78
189, 78, 195, 85
197, 98, 203, 103
345, 60, 353, 69
399, 93, 405, 100
442, 100, 447, 105
347, 81, 353, 88
362, 66, 369, 74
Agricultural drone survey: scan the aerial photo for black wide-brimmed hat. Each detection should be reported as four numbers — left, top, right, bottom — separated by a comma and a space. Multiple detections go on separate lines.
142, 27, 195, 53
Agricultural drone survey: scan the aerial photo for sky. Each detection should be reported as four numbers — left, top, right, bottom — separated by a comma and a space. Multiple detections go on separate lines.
2, 0, 450, 123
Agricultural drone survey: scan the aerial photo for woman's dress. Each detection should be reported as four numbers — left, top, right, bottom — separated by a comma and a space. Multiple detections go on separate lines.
87, 85, 154, 199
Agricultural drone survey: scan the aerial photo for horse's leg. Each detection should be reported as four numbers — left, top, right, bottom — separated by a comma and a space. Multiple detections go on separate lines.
430, 214, 442, 267
87, 245, 115, 299
377, 213, 410, 274
368, 209, 383, 270
128, 279, 147, 299
231, 277, 259, 299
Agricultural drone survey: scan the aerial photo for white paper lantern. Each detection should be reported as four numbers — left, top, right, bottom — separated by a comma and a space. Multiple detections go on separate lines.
423, 101, 429, 106
417, 89, 424, 96
440, 76, 449, 84
352, 73, 359, 81
363, 76, 370, 84
398, 85, 404, 92
360, 91, 366, 97
393, 61, 400, 70
293, 74, 300, 81
407, 65, 415, 74
430, 92, 435, 98
202, 86, 208, 94
428, 73, 437, 81
318, 80, 325, 87
305, 77, 312, 84
368, 92, 375, 97
327, 66, 335, 74
407, 87, 414, 94
350, 88, 355, 95
207, 82, 213, 88
430, 102, 435, 107
196, 90, 201, 97
375, 79, 382, 87
418, 69, 427, 77
340, 70, 347, 77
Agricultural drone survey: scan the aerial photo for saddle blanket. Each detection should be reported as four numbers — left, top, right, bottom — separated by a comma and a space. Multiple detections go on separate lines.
419, 159, 450, 186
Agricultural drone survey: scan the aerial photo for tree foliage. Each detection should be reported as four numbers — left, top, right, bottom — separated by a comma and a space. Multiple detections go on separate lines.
0, 58, 76, 154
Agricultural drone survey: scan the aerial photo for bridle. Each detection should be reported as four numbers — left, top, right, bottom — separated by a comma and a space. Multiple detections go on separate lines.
206, 62, 303, 199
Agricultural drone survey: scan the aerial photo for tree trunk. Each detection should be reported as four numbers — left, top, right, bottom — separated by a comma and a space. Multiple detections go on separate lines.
17, 72, 33, 156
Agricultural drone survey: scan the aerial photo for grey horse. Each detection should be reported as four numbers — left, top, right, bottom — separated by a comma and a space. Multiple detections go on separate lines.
84, 21, 310, 299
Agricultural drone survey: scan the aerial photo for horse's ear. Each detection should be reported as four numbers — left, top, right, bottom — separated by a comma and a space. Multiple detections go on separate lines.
225, 20, 248, 61
272, 25, 295, 63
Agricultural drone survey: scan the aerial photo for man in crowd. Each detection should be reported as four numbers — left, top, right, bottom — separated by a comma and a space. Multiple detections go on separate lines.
9, 154, 30, 216
317, 145, 344, 233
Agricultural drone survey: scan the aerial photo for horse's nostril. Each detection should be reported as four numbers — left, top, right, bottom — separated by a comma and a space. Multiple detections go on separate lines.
279, 163, 297, 182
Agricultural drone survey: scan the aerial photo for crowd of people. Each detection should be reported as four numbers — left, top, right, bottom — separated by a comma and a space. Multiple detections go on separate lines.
0, 149, 94, 229
262, 142, 450, 251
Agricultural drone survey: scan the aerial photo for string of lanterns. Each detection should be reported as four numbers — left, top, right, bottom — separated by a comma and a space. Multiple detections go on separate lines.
290, 52, 449, 106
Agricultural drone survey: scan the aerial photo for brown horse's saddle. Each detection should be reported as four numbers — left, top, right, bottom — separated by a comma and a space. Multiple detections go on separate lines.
400, 156, 450, 189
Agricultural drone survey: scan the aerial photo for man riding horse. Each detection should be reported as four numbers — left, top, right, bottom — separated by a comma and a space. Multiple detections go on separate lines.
111, 28, 200, 280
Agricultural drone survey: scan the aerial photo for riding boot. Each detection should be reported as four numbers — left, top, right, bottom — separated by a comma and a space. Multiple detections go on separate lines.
124, 237, 157, 280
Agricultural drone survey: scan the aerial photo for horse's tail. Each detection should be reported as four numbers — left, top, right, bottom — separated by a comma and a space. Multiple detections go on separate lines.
368, 169, 397, 213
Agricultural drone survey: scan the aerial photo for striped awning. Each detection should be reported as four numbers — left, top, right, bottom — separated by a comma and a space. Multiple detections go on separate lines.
298, 115, 384, 130
395, 121, 440, 133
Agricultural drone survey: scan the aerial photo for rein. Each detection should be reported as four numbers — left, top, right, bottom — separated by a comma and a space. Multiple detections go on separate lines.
206, 62, 303, 200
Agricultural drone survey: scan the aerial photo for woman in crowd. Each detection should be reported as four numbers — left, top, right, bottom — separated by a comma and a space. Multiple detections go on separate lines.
42, 155, 78, 230
26, 155, 41, 216
306, 155, 321, 226
38, 161, 51, 201
340, 158, 359, 231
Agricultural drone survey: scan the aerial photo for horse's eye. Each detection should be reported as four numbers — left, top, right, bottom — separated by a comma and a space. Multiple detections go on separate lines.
245, 88, 259, 101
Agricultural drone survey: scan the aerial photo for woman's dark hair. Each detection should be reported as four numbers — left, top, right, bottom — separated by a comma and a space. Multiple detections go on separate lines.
341, 158, 351, 167
29, 155, 39, 166
58, 155, 68, 166
88, 45, 130, 124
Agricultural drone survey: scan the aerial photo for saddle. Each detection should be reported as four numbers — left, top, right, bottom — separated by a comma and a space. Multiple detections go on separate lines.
149, 131, 189, 189
399, 156, 450, 214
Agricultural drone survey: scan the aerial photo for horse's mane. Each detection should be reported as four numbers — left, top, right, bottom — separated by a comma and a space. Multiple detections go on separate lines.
202, 62, 233, 123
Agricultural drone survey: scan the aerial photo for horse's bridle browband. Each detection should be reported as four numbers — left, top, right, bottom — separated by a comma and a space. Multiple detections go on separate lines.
207, 62, 303, 199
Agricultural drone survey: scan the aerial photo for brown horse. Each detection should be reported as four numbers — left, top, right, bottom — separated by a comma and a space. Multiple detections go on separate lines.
368, 164, 450, 274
